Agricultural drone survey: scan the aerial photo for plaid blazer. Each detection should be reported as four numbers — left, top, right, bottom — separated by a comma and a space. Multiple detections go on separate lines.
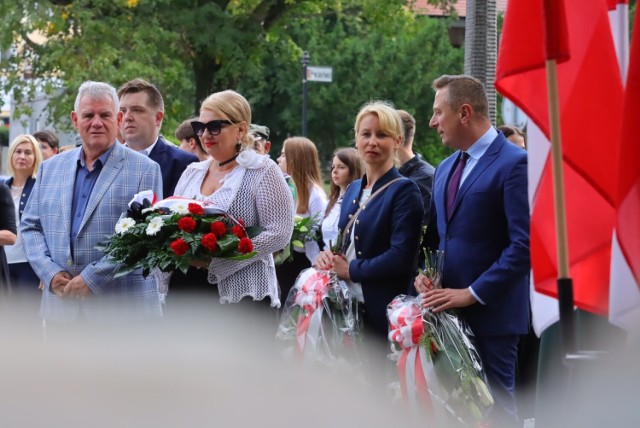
21, 142, 164, 322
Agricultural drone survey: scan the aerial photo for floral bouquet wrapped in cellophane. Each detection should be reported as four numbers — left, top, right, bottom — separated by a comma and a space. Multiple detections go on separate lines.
276, 267, 362, 367
97, 191, 260, 278
274, 215, 321, 265
386, 249, 493, 426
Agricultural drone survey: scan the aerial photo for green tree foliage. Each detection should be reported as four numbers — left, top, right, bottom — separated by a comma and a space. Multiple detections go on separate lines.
0, 0, 461, 165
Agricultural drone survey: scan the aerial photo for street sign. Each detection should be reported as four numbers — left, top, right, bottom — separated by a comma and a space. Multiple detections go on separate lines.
307, 66, 333, 83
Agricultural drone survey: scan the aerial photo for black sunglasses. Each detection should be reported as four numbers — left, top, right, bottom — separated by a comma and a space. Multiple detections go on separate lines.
191, 120, 233, 137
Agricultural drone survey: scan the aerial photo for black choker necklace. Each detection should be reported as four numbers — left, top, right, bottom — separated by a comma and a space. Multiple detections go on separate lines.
218, 154, 238, 167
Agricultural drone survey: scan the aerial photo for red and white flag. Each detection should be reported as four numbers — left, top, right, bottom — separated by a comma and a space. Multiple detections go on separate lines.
496, 0, 625, 335
609, 4, 639, 334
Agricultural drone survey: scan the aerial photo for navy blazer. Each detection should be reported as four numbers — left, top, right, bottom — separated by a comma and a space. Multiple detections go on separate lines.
4, 176, 36, 221
427, 132, 530, 336
148, 136, 198, 197
339, 167, 423, 336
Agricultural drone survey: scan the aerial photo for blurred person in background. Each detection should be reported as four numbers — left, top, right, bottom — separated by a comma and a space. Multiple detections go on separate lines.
320, 147, 363, 251
498, 124, 526, 149
276, 137, 327, 303
118, 78, 198, 197
0, 185, 16, 294
248, 124, 271, 155
176, 116, 210, 162
33, 130, 60, 160
4, 134, 43, 294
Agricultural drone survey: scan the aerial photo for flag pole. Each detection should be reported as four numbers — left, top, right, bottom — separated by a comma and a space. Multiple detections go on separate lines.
544, 59, 577, 356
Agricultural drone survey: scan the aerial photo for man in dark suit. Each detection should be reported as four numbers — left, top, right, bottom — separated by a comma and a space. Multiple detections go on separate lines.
397, 109, 435, 226
416, 75, 530, 427
118, 79, 198, 197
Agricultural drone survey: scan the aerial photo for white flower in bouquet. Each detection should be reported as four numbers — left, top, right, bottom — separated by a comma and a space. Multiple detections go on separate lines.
170, 202, 189, 215
114, 217, 136, 235
145, 216, 164, 236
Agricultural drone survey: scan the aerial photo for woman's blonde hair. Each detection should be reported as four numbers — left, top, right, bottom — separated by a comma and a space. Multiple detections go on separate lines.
200, 89, 253, 150
354, 100, 403, 142
282, 137, 324, 214
8, 134, 42, 179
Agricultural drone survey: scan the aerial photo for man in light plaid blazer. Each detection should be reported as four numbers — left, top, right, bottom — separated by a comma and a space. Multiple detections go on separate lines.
21, 81, 163, 323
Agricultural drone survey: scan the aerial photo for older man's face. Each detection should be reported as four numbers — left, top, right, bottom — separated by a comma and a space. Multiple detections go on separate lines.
71, 96, 122, 154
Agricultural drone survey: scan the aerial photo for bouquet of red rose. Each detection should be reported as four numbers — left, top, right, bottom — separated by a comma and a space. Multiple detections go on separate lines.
98, 191, 259, 278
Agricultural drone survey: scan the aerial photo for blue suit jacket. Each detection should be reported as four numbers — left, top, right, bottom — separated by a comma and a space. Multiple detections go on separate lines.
428, 133, 530, 336
149, 136, 198, 197
339, 167, 423, 336
5, 176, 35, 221
21, 143, 164, 322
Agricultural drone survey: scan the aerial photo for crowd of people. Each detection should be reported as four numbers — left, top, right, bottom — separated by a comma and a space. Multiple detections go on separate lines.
0, 74, 530, 427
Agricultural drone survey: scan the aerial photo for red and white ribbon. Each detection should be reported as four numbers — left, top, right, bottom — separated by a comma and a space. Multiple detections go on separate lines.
293, 269, 330, 357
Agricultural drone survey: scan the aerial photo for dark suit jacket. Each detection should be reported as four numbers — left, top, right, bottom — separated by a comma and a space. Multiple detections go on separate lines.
427, 132, 530, 336
399, 153, 435, 225
5, 177, 36, 221
339, 167, 423, 336
148, 136, 198, 197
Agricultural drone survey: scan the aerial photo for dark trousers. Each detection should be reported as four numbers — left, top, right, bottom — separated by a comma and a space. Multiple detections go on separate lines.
8, 262, 40, 292
275, 250, 311, 305
474, 334, 521, 428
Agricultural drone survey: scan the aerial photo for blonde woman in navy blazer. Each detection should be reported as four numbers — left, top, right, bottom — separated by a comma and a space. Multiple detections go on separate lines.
315, 101, 423, 338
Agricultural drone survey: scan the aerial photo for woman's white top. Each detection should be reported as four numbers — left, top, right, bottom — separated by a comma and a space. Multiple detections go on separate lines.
4, 185, 27, 264
321, 193, 344, 251
296, 184, 327, 264
344, 188, 372, 303
166, 149, 294, 307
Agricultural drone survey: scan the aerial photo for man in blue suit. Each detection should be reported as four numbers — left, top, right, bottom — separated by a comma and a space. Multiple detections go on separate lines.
416, 75, 530, 427
118, 78, 198, 197
21, 81, 163, 323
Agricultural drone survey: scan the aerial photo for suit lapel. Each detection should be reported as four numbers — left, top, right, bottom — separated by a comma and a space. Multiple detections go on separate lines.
78, 144, 125, 233
60, 153, 79, 238
448, 137, 503, 221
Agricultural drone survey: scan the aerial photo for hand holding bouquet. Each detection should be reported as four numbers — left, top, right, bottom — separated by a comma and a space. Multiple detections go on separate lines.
98, 191, 259, 278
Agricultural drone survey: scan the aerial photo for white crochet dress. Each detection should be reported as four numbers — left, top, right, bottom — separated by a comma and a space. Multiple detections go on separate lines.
168, 149, 294, 307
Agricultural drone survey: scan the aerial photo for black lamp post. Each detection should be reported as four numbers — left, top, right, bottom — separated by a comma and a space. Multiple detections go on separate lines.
301, 51, 310, 137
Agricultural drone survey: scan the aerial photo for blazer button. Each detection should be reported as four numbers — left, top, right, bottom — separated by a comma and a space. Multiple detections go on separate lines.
20, 201, 24, 205
67, 259, 73, 266
362, 205, 365, 210
348, 214, 353, 219
357, 251, 362, 256
356, 220, 359, 224
352, 199, 356, 204
355, 236, 359, 240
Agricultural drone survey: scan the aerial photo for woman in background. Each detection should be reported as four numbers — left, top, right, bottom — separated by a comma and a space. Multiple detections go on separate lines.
4, 134, 42, 293
276, 137, 327, 303
0, 185, 17, 294
320, 147, 363, 251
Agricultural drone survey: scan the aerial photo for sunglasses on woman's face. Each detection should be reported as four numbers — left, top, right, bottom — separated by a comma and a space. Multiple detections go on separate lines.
191, 120, 233, 137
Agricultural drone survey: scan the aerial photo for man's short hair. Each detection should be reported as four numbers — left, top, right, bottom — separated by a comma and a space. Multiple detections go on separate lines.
75, 81, 119, 114
432, 75, 489, 119
396, 110, 416, 146
175, 117, 198, 141
117, 78, 165, 112
33, 130, 59, 150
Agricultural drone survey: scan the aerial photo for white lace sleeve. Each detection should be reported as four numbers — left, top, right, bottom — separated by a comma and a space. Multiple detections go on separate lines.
208, 161, 295, 283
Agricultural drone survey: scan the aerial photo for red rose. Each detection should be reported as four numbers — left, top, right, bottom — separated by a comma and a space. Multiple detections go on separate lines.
188, 203, 205, 216
170, 238, 190, 256
430, 339, 438, 355
231, 224, 246, 239
210, 221, 227, 238
201, 233, 218, 252
177, 216, 197, 233
238, 237, 253, 254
